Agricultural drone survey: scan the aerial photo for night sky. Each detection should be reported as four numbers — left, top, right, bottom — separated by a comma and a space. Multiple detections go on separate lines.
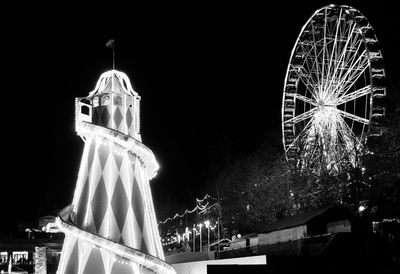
4, 1, 399, 235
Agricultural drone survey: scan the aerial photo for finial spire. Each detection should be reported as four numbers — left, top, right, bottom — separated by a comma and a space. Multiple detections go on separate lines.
106, 39, 115, 70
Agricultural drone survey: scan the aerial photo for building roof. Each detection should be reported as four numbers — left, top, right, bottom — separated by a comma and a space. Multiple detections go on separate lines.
210, 238, 231, 247
230, 233, 258, 243
88, 70, 138, 98
263, 206, 351, 233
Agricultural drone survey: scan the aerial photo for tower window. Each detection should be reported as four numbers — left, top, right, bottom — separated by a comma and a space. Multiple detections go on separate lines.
81, 105, 90, 115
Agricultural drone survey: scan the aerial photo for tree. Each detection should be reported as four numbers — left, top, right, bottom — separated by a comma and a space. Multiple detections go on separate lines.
290, 168, 345, 212
362, 86, 400, 219
216, 137, 293, 235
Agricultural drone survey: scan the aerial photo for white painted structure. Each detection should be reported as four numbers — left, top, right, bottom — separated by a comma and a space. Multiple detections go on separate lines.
172, 255, 266, 274
259, 225, 307, 245
57, 70, 174, 274
228, 234, 259, 250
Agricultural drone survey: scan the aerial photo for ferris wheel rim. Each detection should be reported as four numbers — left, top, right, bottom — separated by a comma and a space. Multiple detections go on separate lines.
281, 4, 386, 172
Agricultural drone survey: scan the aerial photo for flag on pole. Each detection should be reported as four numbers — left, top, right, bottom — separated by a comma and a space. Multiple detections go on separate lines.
106, 39, 115, 49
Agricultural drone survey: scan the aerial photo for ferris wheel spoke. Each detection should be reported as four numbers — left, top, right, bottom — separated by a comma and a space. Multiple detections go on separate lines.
339, 28, 362, 71
302, 56, 321, 90
336, 49, 367, 94
340, 117, 363, 148
326, 9, 343, 86
284, 108, 317, 124
321, 8, 328, 86
337, 109, 369, 124
310, 21, 322, 89
336, 116, 355, 143
289, 65, 319, 99
306, 49, 324, 91
341, 57, 369, 94
285, 117, 315, 152
337, 85, 371, 104
335, 121, 361, 161
298, 42, 318, 75
328, 23, 362, 88
295, 93, 318, 106
341, 44, 368, 80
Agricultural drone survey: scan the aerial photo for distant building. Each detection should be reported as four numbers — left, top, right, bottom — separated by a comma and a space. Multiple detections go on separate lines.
228, 233, 258, 250
37, 216, 61, 233
219, 205, 361, 259
258, 206, 352, 246
0, 216, 64, 274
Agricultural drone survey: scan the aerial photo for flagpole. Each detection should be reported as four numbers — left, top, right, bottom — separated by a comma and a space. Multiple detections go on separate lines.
106, 39, 115, 70
112, 42, 115, 70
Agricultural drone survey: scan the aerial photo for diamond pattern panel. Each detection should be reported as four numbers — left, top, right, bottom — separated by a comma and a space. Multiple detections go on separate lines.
126, 108, 133, 130
107, 208, 122, 243
121, 207, 137, 248
102, 153, 117, 205
131, 176, 145, 232
75, 177, 89, 226
87, 138, 97, 171
80, 238, 93, 269
100, 107, 111, 127
113, 107, 123, 128
111, 176, 129, 233
97, 143, 110, 170
82, 248, 106, 274
114, 150, 123, 171
64, 241, 79, 274
141, 214, 153, 255
91, 176, 108, 232
141, 238, 148, 254
87, 142, 102, 199
110, 261, 134, 274
84, 208, 96, 234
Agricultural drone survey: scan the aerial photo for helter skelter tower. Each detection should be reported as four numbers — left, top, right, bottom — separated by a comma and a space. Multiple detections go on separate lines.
57, 70, 175, 274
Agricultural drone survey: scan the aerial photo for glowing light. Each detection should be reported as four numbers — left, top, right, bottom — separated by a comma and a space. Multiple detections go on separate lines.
358, 205, 366, 213
88, 70, 138, 98
159, 194, 216, 224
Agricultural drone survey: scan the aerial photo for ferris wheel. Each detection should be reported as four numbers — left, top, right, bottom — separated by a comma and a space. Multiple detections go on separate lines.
282, 4, 386, 174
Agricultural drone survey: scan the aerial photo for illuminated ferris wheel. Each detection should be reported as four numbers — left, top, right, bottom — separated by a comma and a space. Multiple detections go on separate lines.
282, 4, 386, 174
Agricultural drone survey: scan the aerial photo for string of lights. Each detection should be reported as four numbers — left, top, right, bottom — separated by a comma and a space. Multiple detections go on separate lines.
161, 222, 218, 247
158, 194, 216, 224
158, 194, 221, 248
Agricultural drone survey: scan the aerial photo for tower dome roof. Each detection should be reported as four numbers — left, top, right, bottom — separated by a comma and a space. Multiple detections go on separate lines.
88, 70, 139, 98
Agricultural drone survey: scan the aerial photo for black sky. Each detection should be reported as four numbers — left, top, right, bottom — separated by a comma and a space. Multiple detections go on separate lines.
4, 1, 399, 235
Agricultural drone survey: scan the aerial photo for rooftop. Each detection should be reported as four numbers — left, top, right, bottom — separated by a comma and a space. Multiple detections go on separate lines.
262, 206, 352, 233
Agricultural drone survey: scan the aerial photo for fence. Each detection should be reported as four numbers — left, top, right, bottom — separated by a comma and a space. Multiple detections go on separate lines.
217, 234, 334, 259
